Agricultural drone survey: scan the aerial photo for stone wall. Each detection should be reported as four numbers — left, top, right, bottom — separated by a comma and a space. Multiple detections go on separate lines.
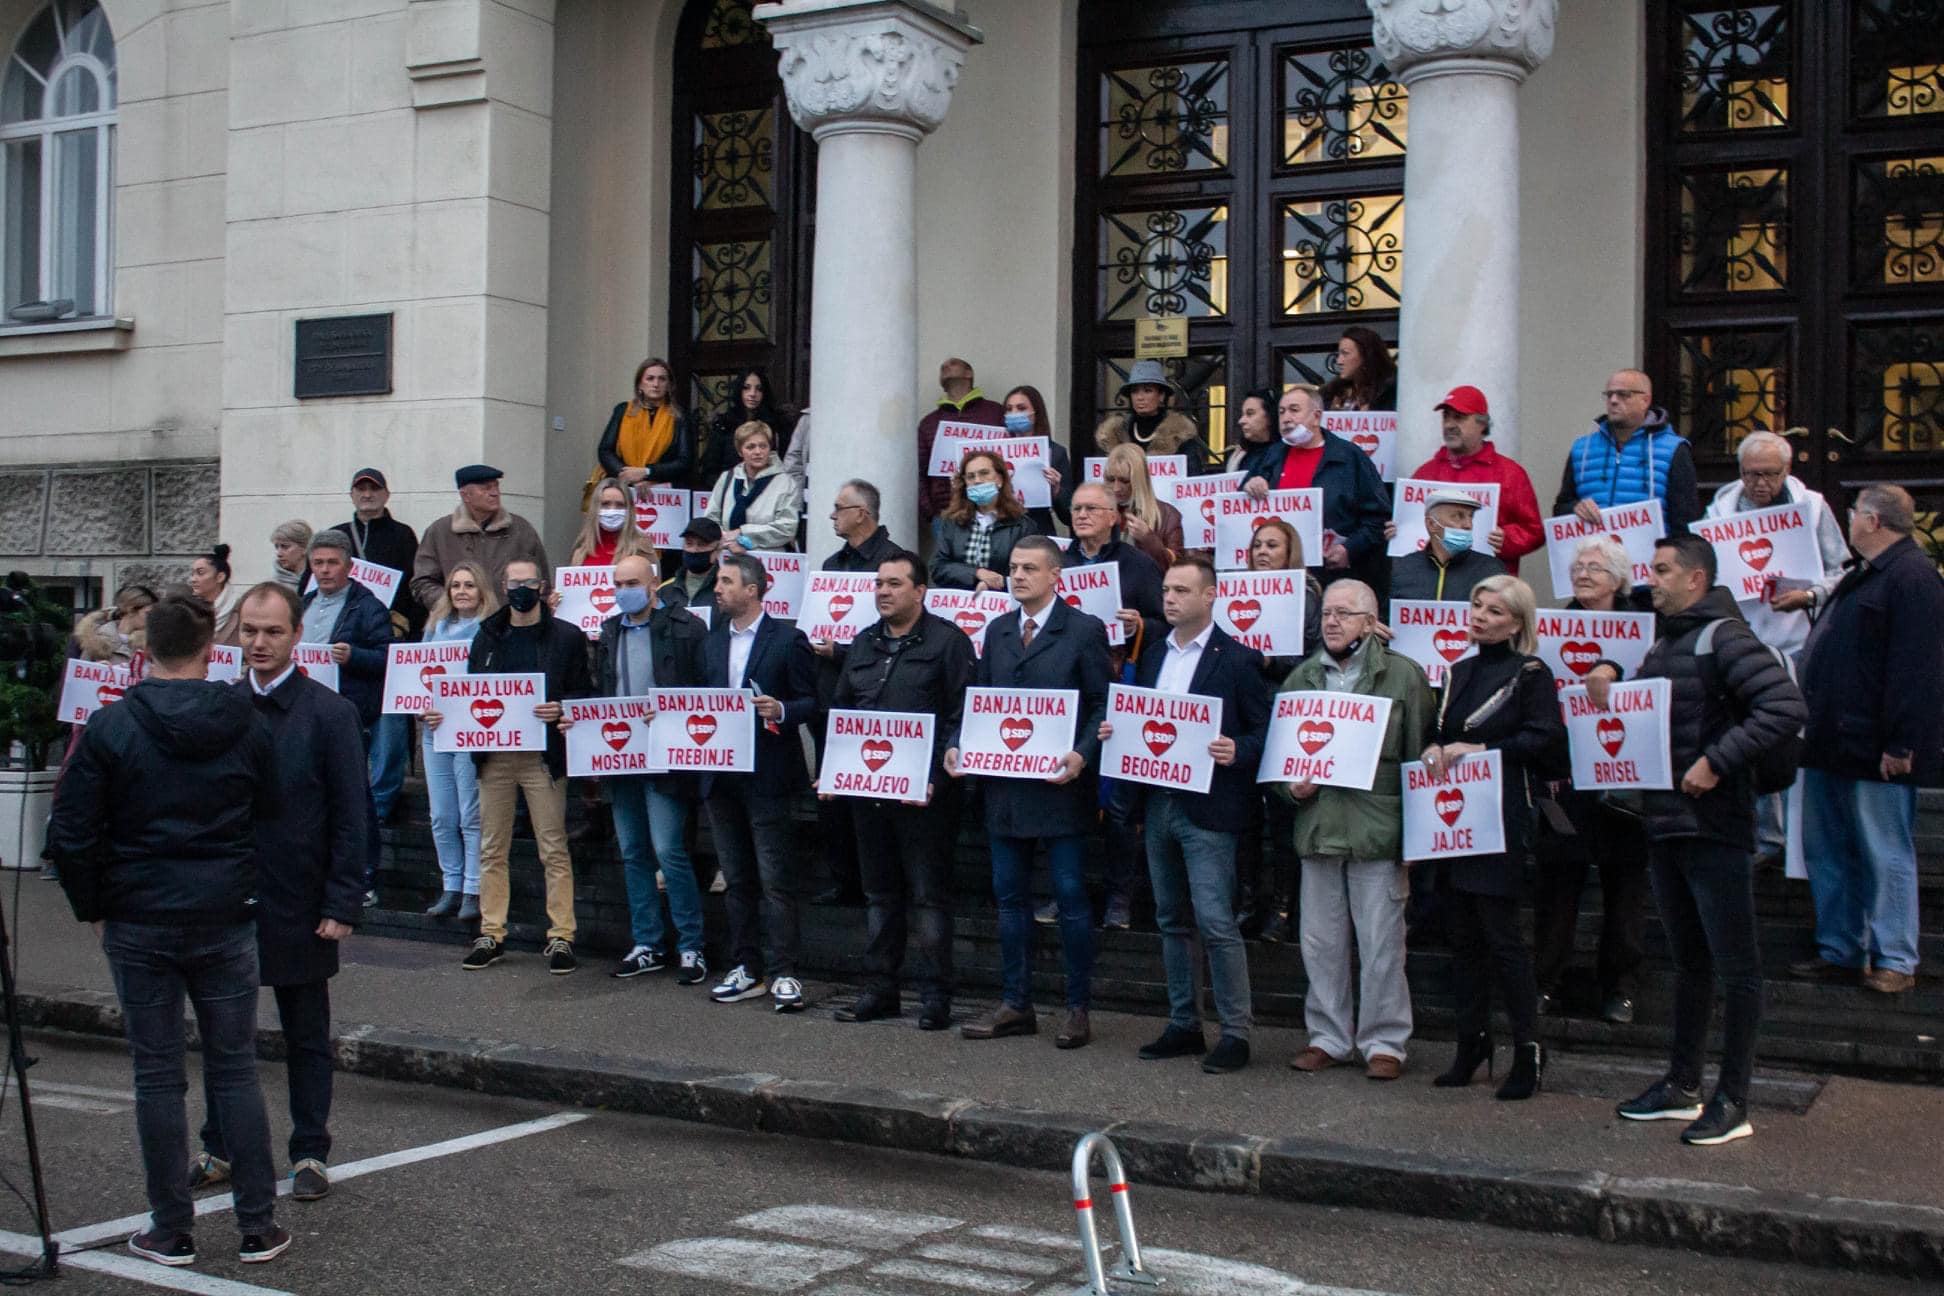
0, 459, 219, 595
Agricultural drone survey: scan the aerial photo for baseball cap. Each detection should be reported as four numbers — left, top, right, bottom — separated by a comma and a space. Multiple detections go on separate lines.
1435, 385, 1489, 416
351, 467, 387, 489
680, 518, 723, 544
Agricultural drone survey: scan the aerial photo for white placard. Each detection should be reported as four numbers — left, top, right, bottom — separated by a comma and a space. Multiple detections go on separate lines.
563, 696, 665, 777
956, 687, 1078, 780
691, 488, 714, 519
291, 643, 340, 691
1213, 571, 1307, 657
206, 644, 243, 684
1169, 472, 1247, 550
936, 418, 1008, 443
1099, 684, 1221, 794
1322, 410, 1398, 482
56, 659, 131, 724
800, 572, 880, 644
1561, 679, 1673, 791
751, 550, 806, 620
686, 604, 713, 630
350, 559, 401, 608
923, 589, 1015, 658
1257, 689, 1394, 789
554, 565, 617, 637
1542, 498, 1664, 592
1388, 599, 1476, 687
926, 436, 1052, 509
1211, 490, 1325, 571
633, 487, 692, 549
1389, 479, 1500, 558
1082, 454, 1188, 484
1691, 501, 1825, 603
430, 672, 546, 753
646, 687, 756, 773
818, 709, 935, 801
382, 640, 474, 714
1402, 750, 1506, 862
1055, 563, 1126, 647
1532, 609, 1654, 694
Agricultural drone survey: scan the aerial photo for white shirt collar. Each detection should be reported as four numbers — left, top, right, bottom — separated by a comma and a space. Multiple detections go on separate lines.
730, 611, 764, 637
251, 663, 298, 696
1169, 622, 1214, 655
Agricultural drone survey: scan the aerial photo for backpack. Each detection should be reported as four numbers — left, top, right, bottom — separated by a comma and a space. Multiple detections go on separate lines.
1695, 619, 1804, 795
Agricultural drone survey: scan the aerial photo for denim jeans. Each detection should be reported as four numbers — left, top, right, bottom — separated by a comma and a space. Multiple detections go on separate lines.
203, 980, 332, 1166
991, 833, 1091, 1010
1145, 793, 1251, 1039
611, 776, 704, 955
1646, 839, 1764, 1104
423, 734, 481, 894
368, 712, 409, 819
1802, 770, 1920, 975
706, 782, 798, 977
100, 921, 277, 1235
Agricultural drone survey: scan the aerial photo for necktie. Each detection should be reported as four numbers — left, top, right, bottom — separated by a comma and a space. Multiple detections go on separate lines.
1021, 617, 1036, 649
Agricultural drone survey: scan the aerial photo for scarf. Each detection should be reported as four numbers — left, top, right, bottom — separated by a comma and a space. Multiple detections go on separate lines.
617, 403, 676, 468
729, 469, 777, 531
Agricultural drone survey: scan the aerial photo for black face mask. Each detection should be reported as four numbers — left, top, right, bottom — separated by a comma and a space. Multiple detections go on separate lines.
683, 551, 716, 574
506, 587, 540, 613
1326, 635, 1364, 663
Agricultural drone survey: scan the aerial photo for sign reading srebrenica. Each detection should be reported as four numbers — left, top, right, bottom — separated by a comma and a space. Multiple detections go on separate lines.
294, 313, 394, 399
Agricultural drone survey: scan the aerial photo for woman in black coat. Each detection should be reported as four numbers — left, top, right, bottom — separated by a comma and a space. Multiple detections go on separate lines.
1421, 573, 1568, 1101
699, 367, 798, 494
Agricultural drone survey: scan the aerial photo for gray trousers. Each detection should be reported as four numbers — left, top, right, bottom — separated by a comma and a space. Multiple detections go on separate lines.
1299, 855, 1413, 1063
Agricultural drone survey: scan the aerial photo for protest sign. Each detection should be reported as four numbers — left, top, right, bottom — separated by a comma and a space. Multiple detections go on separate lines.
291, 644, 340, 691
1561, 679, 1673, 791
800, 572, 880, 644
1055, 563, 1126, 646
554, 565, 617, 637
1541, 498, 1663, 591
922, 589, 1014, 657
1388, 599, 1476, 686
56, 659, 131, 724
1168, 471, 1246, 550
430, 672, 546, 753
819, 709, 935, 801
1402, 750, 1506, 861
925, 436, 1052, 508
1389, 479, 1500, 558
1082, 454, 1187, 484
1213, 570, 1307, 656
1532, 609, 1654, 693
646, 688, 755, 773
382, 640, 474, 714
633, 486, 692, 549
350, 559, 401, 608
1099, 684, 1221, 794
1257, 690, 1394, 789
563, 696, 665, 776
936, 419, 1008, 443
1322, 409, 1398, 481
1211, 489, 1324, 570
206, 644, 243, 684
1691, 501, 1824, 603
956, 687, 1078, 780
752, 550, 806, 619
691, 487, 713, 518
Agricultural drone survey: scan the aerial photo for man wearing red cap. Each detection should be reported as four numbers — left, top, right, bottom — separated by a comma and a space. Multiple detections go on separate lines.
1396, 386, 1543, 573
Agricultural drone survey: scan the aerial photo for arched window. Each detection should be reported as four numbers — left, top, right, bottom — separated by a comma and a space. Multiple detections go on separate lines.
2, 0, 116, 322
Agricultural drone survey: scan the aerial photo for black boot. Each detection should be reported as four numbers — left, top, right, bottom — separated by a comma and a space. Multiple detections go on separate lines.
1257, 896, 1293, 944
424, 890, 461, 917
1433, 1032, 1493, 1088
1495, 1042, 1544, 1101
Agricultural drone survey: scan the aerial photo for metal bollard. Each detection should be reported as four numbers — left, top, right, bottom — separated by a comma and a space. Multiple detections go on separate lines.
1067, 1131, 1160, 1294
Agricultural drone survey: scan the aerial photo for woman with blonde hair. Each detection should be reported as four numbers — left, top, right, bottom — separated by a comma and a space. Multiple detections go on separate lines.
571, 479, 655, 567
1102, 442, 1186, 569
420, 561, 501, 921
701, 421, 802, 552
270, 520, 313, 595
930, 449, 1039, 591
594, 356, 694, 501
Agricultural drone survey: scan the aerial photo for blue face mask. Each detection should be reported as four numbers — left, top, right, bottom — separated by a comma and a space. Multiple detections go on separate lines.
1003, 411, 1033, 434
966, 482, 1000, 506
614, 586, 651, 615
1440, 527, 1474, 555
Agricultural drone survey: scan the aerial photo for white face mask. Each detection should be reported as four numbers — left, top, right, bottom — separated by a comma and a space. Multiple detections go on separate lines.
1280, 423, 1315, 447
597, 508, 628, 531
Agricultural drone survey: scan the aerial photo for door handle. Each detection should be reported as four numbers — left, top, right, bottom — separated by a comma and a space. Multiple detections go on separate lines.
1826, 426, 1857, 444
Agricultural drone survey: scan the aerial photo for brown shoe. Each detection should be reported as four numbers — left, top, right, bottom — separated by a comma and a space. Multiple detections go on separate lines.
1862, 968, 1917, 994
1288, 1046, 1340, 1073
960, 1003, 1037, 1040
1055, 1009, 1091, 1050
1365, 1054, 1403, 1081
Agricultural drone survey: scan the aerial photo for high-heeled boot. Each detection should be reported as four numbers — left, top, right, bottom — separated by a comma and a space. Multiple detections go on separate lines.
1495, 1042, 1544, 1101
1433, 1032, 1493, 1088
424, 890, 461, 917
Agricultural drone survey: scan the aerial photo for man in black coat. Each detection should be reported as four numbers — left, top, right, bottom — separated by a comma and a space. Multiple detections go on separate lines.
190, 583, 368, 1204
303, 529, 393, 901
332, 467, 423, 830
1105, 554, 1270, 1075
1241, 385, 1394, 594
946, 535, 1112, 1049
828, 550, 975, 1031
701, 552, 818, 1012
47, 592, 293, 1266
1586, 535, 1804, 1147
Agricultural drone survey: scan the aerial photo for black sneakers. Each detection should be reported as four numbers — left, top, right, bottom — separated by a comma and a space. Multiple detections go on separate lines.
545, 939, 577, 975
239, 1226, 293, 1264
128, 1229, 195, 1267
611, 945, 665, 978
675, 950, 709, 986
460, 936, 503, 970
1616, 1078, 1705, 1122
1201, 1035, 1251, 1074
1138, 1025, 1207, 1060
1681, 1093, 1754, 1146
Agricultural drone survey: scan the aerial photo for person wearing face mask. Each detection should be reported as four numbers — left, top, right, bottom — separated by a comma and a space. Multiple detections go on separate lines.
659, 518, 725, 620
1242, 385, 1392, 594
930, 451, 1042, 592
1388, 491, 1503, 603
917, 358, 1008, 524
1000, 385, 1073, 533
570, 480, 655, 568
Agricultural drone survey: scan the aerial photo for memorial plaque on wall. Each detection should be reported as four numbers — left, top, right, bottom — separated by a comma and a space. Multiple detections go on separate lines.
294, 313, 393, 398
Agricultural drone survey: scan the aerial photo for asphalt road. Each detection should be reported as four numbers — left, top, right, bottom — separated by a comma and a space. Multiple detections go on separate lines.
0, 1035, 1920, 1296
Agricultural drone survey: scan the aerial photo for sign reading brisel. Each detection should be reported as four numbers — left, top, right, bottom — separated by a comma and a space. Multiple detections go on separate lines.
1256, 689, 1393, 789
1560, 679, 1673, 791
818, 709, 935, 801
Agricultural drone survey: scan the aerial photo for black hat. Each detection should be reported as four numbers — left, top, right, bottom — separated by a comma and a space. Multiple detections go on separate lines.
454, 464, 503, 489
680, 518, 723, 544
350, 467, 387, 489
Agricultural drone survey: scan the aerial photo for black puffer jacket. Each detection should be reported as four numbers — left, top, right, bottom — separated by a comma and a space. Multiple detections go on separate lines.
49, 679, 274, 925
1633, 586, 1806, 848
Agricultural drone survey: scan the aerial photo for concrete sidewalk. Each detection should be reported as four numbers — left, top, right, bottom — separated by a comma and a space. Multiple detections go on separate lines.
10, 881, 1943, 1279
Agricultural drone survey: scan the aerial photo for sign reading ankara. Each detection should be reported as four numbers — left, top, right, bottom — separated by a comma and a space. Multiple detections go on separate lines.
294, 313, 394, 398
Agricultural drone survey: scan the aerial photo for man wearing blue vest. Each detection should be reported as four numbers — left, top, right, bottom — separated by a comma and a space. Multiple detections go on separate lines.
1553, 370, 1700, 534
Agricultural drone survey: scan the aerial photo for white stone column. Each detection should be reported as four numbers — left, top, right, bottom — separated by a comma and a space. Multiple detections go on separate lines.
1372, 0, 1554, 466
756, 0, 982, 546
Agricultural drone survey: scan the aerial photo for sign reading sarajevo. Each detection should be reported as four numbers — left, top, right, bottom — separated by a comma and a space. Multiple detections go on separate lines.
645, 688, 755, 773
382, 641, 474, 714
1213, 571, 1307, 657
819, 709, 936, 802
1169, 472, 1247, 550
957, 687, 1079, 780
1055, 564, 1126, 646
291, 644, 341, 691
564, 697, 664, 777
1532, 609, 1653, 694
1100, 684, 1222, 794
1257, 690, 1394, 790
1561, 679, 1673, 791
1212, 489, 1324, 571
1691, 502, 1824, 603
57, 659, 131, 724
554, 566, 617, 637
1321, 410, 1398, 482
1402, 750, 1506, 862
1389, 479, 1500, 558
633, 487, 692, 549
1542, 498, 1664, 592
922, 589, 1015, 658
1387, 599, 1476, 687
799, 573, 881, 645
431, 672, 546, 753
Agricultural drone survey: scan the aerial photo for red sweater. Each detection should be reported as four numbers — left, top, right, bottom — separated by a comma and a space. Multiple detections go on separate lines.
1407, 441, 1544, 568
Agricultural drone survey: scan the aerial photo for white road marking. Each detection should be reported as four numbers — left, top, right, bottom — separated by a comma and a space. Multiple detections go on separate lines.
29, 1093, 125, 1114
619, 1237, 864, 1291
866, 1258, 1036, 1291
1140, 1247, 1407, 1296
55, 1111, 591, 1246
33, 1079, 136, 1101
912, 1242, 1063, 1276
737, 1204, 964, 1251
967, 1224, 1086, 1250
0, 1228, 290, 1296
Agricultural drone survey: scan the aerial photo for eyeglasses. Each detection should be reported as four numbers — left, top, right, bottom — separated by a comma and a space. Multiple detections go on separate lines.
1071, 504, 1115, 514
1568, 561, 1612, 576
1740, 467, 1786, 482
1318, 609, 1370, 623
1601, 389, 1645, 400
506, 579, 544, 591
831, 502, 864, 515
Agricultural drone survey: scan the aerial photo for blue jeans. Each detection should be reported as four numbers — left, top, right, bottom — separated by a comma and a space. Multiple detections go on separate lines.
100, 922, 277, 1235
991, 833, 1091, 1010
423, 734, 481, 894
368, 712, 409, 819
1145, 793, 1251, 1039
1802, 769, 1920, 975
611, 777, 704, 955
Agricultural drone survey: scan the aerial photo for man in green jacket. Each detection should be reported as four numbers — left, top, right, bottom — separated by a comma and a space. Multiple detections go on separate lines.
1278, 579, 1434, 1081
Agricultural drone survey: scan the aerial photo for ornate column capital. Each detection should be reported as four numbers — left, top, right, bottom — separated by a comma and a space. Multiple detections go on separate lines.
1367, 0, 1556, 85
755, 0, 984, 143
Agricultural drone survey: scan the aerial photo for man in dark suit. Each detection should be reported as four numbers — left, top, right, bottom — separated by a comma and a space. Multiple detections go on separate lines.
1103, 555, 1269, 1074
191, 583, 369, 1203
702, 552, 818, 1012
946, 535, 1112, 1048
302, 529, 393, 904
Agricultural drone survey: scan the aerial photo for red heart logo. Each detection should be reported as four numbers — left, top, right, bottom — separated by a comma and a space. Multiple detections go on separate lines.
861, 738, 894, 771
686, 713, 718, 745
590, 587, 616, 614
470, 697, 504, 727
1596, 715, 1626, 758
635, 503, 659, 531
1738, 538, 1772, 571
1226, 598, 1262, 631
954, 610, 986, 634
1433, 628, 1469, 662
1435, 787, 1465, 826
1141, 719, 1177, 756
1250, 514, 1272, 530
1559, 641, 1601, 676
1063, 594, 1082, 608
600, 720, 631, 752
96, 685, 123, 706
420, 664, 447, 691
1200, 498, 1216, 527
1605, 533, 1625, 548
828, 594, 855, 621
1352, 433, 1380, 455
999, 717, 1034, 751
1297, 720, 1334, 755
